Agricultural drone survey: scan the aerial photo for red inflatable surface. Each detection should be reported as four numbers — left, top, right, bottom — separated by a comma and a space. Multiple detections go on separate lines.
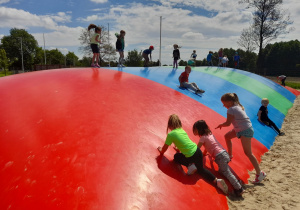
285, 86, 300, 96
0, 68, 267, 209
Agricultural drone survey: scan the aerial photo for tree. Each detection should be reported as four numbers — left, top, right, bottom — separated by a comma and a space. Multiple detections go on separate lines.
0, 49, 10, 76
239, 0, 293, 74
263, 40, 300, 76
0, 28, 39, 70
66, 52, 79, 66
46, 49, 64, 65
34, 47, 45, 65
179, 60, 187, 66
237, 28, 257, 52
125, 49, 143, 67
78, 56, 92, 67
78, 25, 117, 64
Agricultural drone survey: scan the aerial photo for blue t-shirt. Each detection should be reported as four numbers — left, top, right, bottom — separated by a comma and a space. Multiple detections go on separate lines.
207, 53, 213, 61
234, 55, 240, 61
143, 49, 152, 55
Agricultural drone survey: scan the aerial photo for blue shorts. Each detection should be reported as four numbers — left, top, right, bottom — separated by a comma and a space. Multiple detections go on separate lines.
117, 49, 124, 52
236, 127, 254, 138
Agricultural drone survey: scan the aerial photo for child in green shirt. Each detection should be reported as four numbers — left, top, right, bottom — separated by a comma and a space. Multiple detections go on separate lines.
157, 114, 228, 194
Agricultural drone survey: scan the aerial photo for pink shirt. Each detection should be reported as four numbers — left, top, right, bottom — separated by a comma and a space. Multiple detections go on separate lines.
199, 134, 225, 158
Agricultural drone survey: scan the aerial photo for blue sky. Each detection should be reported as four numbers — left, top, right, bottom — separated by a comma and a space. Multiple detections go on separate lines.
0, 0, 299, 65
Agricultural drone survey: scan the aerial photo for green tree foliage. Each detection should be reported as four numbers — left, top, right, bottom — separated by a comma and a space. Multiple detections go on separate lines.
79, 25, 117, 63
34, 47, 45, 65
0, 28, 39, 70
0, 49, 10, 76
45, 49, 65, 65
78, 56, 92, 67
125, 49, 143, 67
263, 40, 300, 76
179, 60, 187, 66
66, 52, 79, 66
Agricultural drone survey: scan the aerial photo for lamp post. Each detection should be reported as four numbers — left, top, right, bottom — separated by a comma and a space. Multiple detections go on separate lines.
108, 23, 110, 67
159, 16, 162, 66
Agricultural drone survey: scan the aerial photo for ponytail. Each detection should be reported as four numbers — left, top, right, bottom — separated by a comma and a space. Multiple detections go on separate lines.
221, 93, 244, 110
233, 93, 244, 110
88, 24, 101, 33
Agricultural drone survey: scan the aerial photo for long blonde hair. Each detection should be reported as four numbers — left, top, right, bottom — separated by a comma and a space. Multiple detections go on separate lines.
167, 114, 182, 134
221, 93, 244, 110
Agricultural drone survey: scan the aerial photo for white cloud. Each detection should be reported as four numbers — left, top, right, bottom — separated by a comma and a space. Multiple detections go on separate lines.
0, 0, 10, 5
33, 26, 84, 47
90, 0, 108, 4
1, 0, 298, 65
83, 2, 252, 64
0, 7, 72, 30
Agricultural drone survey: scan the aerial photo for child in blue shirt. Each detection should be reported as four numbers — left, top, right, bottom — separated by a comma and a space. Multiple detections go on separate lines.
142, 46, 154, 67
207, 51, 214, 66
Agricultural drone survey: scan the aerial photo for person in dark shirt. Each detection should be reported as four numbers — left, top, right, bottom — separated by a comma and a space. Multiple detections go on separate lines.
172, 44, 181, 69
277, 75, 286, 86
258, 98, 285, 136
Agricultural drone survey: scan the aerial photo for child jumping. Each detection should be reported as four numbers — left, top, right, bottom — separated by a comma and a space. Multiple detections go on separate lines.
207, 51, 214, 66
191, 50, 197, 60
233, 52, 240, 69
115, 30, 126, 67
179, 66, 205, 94
222, 55, 229, 67
88, 24, 101, 68
157, 114, 228, 194
142, 46, 154, 67
216, 93, 266, 184
258, 98, 285, 136
173, 44, 180, 68
218, 48, 223, 66
193, 120, 244, 196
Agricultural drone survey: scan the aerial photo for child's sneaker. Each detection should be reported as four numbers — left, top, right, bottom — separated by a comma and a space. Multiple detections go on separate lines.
91, 63, 95, 67
196, 89, 205, 94
187, 164, 197, 175
216, 179, 228, 194
234, 187, 245, 196
279, 132, 285, 136
252, 171, 267, 184
95, 64, 100, 68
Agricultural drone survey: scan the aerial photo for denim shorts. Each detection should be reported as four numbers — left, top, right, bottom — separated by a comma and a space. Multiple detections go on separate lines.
236, 127, 254, 138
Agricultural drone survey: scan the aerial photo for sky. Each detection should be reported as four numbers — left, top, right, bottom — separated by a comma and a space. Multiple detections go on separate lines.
0, 0, 299, 65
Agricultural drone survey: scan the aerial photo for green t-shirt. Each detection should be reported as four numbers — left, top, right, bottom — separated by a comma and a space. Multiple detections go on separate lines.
165, 128, 197, 158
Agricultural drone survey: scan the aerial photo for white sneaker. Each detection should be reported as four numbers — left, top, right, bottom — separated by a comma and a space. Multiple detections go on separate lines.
252, 171, 267, 184
187, 164, 197, 175
217, 179, 228, 194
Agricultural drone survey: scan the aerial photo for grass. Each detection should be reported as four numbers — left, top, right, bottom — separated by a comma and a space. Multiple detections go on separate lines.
286, 82, 300, 89
0, 71, 13, 77
265, 76, 300, 90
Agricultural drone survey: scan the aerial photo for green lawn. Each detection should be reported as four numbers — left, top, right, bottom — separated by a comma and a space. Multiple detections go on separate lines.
286, 82, 300, 89
0, 71, 13, 77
